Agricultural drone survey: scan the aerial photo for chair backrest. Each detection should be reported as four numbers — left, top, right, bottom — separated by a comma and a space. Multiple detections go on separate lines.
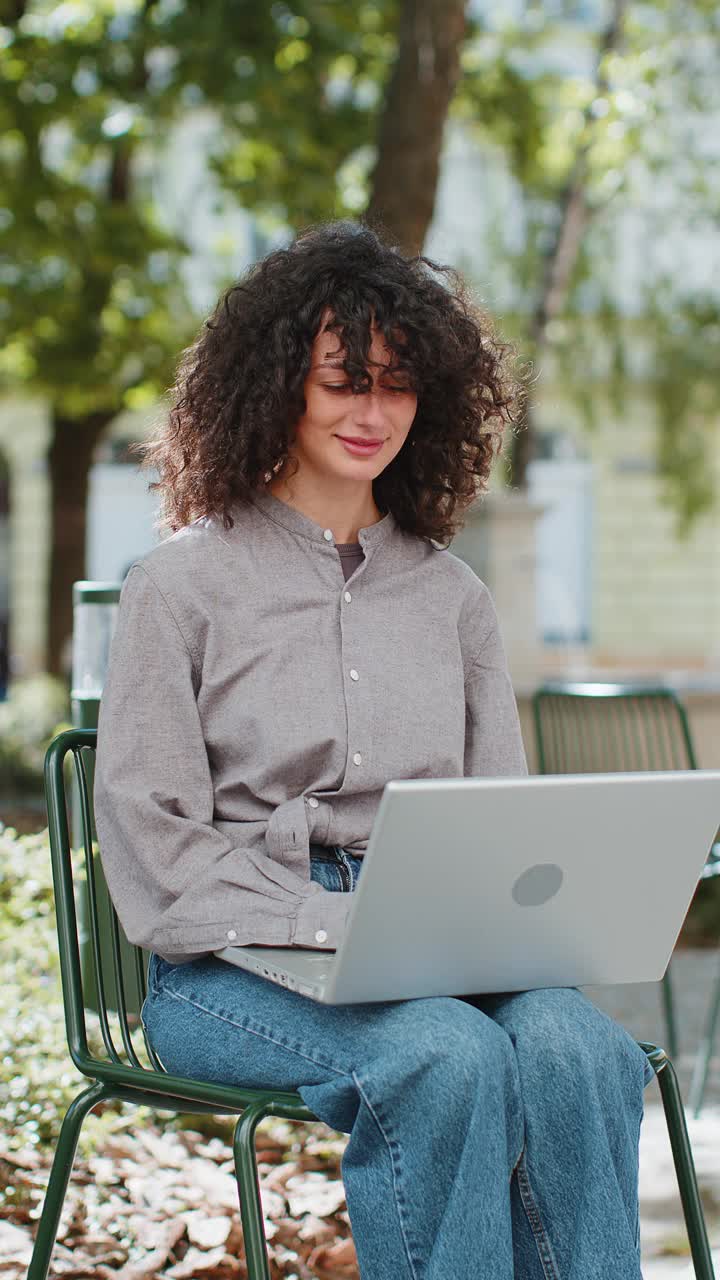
531, 682, 698, 775
44, 728, 164, 1076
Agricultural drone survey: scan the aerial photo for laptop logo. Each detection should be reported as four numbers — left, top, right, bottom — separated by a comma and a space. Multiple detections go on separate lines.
512, 863, 563, 907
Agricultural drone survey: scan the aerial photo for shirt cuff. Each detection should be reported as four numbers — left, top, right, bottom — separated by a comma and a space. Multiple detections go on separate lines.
290, 889, 353, 949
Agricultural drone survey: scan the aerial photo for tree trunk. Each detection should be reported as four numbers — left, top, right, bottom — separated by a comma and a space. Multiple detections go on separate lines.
41, 9, 156, 679
508, 0, 629, 490
366, 0, 467, 255
46, 411, 115, 679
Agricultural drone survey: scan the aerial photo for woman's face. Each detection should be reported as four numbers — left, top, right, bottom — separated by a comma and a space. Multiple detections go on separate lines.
288, 317, 418, 486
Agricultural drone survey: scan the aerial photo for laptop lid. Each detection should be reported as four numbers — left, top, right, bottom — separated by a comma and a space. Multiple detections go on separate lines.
218, 772, 720, 1005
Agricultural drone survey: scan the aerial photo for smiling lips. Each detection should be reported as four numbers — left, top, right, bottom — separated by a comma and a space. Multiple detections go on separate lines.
336, 435, 385, 454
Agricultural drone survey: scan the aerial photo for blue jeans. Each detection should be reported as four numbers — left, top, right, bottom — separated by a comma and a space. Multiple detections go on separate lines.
141, 844, 654, 1279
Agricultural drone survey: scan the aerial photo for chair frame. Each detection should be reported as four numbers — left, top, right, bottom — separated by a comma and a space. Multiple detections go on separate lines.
29, 729, 318, 1280
27, 728, 716, 1279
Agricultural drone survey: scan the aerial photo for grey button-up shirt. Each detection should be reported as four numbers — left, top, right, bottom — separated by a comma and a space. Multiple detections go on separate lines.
94, 486, 528, 965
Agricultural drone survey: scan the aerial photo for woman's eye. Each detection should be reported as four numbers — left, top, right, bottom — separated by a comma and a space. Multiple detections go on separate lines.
322, 383, 411, 394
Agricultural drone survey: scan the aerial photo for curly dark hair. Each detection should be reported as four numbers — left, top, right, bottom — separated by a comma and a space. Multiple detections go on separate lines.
133, 219, 523, 548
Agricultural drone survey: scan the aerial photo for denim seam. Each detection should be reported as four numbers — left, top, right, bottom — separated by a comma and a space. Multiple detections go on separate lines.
351, 1069, 421, 1280
515, 1151, 560, 1280
633, 1097, 644, 1251
510, 1135, 525, 1179
150, 984, 350, 1079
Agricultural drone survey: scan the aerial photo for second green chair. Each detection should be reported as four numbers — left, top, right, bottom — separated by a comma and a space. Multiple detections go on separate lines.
532, 681, 720, 1112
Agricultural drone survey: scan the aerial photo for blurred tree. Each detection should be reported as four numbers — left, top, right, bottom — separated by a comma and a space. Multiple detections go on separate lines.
365, 0, 466, 251
0, 0, 468, 675
1, 0, 718, 675
2, 0, 191, 676
455, 0, 720, 516
506, 0, 629, 489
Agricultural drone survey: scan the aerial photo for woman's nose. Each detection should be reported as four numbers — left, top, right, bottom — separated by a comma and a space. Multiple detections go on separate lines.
352, 388, 388, 429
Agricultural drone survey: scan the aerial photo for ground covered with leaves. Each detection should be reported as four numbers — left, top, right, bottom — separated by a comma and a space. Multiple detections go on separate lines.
0, 817, 359, 1280
0, 1117, 359, 1279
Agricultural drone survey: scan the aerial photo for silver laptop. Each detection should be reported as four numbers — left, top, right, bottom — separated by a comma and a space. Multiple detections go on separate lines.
214, 772, 720, 1004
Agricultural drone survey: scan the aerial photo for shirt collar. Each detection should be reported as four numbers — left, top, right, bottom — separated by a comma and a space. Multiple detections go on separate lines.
245, 485, 396, 550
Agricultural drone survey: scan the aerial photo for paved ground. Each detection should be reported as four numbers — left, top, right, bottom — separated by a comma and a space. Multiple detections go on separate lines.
584, 949, 720, 1275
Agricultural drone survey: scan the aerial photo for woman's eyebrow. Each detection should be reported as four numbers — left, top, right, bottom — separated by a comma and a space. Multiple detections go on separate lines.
315, 359, 409, 377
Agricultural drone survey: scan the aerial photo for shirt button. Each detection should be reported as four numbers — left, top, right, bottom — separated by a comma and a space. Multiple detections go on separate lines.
323, 528, 333, 541
315, 929, 328, 943
344, 591, 352, 602
353, 752, 362, 765
307, 796, 319, 808
226, 929, 237, 941
350, 669, 359, 681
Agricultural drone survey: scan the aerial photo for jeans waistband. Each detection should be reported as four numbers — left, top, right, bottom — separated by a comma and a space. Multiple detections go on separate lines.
308, 843, 364, 862
308, 843, 343, 862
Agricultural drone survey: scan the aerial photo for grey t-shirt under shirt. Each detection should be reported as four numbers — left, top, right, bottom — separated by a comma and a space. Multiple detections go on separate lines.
335, 539, 365, 581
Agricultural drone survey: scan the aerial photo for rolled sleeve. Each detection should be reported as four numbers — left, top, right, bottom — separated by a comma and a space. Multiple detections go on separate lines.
290, 889, 353, 949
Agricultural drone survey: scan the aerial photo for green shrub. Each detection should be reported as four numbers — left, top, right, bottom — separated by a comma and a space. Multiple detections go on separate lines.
0, 823, 87, 1153
0, 822, 137, 1164
0, 673, 72, 794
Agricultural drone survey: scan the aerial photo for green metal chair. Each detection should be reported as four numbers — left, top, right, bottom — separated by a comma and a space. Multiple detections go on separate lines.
28, 728, 319, 1280
532, 682, 720, 1114
30, 728, 717, 1279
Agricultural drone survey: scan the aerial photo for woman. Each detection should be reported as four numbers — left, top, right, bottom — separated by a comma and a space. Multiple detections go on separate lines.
94, 220, 652, 1279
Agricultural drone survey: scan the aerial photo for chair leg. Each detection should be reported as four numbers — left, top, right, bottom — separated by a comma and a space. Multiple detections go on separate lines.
661, 962, 679, 1061
649, 1048, 716, 1280
232, 1100, 273, 1280
688, 951, 720, 1118
27, 1081, 110, 1280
